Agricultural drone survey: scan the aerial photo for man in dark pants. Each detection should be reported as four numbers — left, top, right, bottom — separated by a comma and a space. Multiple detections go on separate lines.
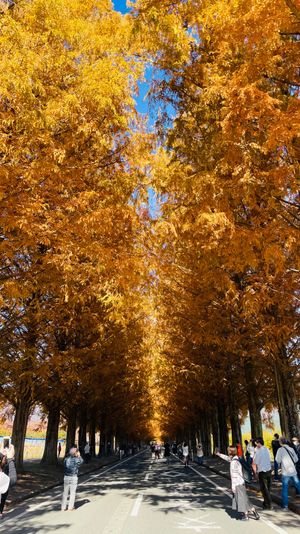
271, 433, 281, 481
253, 437, 272, 510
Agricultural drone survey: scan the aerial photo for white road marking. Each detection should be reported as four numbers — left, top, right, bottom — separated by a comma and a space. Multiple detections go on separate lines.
185, 461, 290, 534
144, 473, 150, 481
149, 465, 152, 470
130, 493, 144, 517
187, 464, 231, 497
260, 519, 290, 534
176, 514, 221, 531
0, 450, 147, 527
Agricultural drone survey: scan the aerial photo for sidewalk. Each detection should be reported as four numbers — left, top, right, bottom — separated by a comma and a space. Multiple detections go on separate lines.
200, 456, 300, 515
7, 454, 120, 507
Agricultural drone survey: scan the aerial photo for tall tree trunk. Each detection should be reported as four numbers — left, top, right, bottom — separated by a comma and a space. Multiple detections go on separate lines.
244, 358, 263, 437
274, 350, 300, 439
41, 406, 60, 465
211, 410, 219, 452
66, 412, 77, 454
89, 417, 96, 457
200, 413, 212, 456
99, 428, 106, 456
217, 401, 229, 452
228, 386, 242, 445
78, 408, 87, 455
11, 399, 31, 470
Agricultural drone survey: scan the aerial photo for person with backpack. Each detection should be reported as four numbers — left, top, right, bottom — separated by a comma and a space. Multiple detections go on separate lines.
61, 447, 83, 511
275, 437, 300, 510
215, 446, 259, 521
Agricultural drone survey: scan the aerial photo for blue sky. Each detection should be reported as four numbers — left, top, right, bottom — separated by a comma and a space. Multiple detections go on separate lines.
113, 0, 129, 14
113, 0, 161, 218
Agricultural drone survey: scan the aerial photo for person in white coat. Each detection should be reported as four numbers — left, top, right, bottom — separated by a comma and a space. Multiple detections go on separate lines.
0, 454, 10, 519
182, 442, 189, 467
275, 437, 300, 510
215, 446, 259, 521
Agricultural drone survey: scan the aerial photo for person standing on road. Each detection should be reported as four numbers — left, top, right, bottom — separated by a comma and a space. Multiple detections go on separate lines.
154, 443, 161, 460
291, 437, 300, 479
215, 447, 259, 521
275, 437, 300, 510
61, 447, 83, 511
84, 442, 91, 463
247, 440, 255, 463
271, 433, 281, 481
182, 442, 189, 468
0, 438, 17, 518
253, 437, 272, 510
196, 443, 204, 466
164, 442, 171, 464
236, 442, 243, 458
0, 453, 11, 519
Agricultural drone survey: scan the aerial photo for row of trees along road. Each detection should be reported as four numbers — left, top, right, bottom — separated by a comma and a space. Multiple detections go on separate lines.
134, 0, 300, 452
0, 0, 154, 468
0, 0, 299, 466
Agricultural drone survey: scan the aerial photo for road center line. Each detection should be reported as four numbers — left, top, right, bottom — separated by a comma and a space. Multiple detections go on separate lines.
130, 493, 144, 517
144, 473, 150, 481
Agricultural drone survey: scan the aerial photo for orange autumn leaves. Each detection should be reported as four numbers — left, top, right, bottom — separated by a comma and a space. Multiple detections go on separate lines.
0, 0, 153, 443
0, 0, 299, 447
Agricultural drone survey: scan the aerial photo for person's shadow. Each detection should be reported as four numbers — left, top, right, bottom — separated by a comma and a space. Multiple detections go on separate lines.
74, 499, 90, 510
225, 507, 240, 520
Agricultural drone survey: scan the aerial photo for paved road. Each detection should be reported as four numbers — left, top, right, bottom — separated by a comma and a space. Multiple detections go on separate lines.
1, 451, 300, 534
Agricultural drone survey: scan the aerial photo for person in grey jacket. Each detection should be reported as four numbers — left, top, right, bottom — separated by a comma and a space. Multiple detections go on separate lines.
275, 437, 300, 510
61, 447, 83, 511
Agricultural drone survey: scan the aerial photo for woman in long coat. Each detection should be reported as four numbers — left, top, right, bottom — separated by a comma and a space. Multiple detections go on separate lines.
216, 446, 260, 521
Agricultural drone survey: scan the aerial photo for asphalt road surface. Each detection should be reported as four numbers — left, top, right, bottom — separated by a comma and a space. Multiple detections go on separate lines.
1, 451, 300, 534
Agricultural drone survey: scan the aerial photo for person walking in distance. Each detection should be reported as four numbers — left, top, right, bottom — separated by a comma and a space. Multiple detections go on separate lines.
271, 433, 281, 481
61, 447, 83, 511
84, 442, 91, 463
164, 442, 171, 464
215, 447, 259, 521
58, 442, 62, 458
275, 437, 300, 510
182, 442, 189, 468
196, 443, 204, 466
253, 437, 272, 510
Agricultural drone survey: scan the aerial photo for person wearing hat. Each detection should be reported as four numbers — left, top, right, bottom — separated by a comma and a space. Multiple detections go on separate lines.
61, 447, 83, 511
275, 437, 300, 509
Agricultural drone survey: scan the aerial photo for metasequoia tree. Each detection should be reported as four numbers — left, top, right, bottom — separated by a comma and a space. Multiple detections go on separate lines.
136, 0, 300, 441
0, 0, 154, 466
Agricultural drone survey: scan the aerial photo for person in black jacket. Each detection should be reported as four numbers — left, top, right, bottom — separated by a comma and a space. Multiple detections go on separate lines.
271, 434, 280, 481
61, 447, 83, 511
